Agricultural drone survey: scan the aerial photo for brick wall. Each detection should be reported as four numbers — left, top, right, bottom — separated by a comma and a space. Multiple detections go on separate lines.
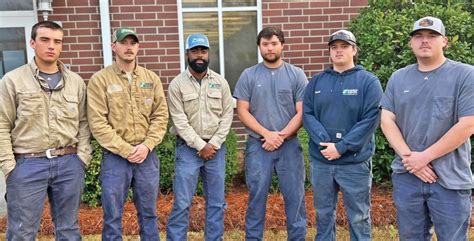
46, 0, 367, 146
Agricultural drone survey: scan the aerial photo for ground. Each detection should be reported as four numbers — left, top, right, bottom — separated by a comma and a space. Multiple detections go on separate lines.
0, 186, 397, 235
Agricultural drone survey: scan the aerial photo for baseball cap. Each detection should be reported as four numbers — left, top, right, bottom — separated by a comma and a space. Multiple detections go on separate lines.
186, 33, 210, 50
410, 16, 445, 36
113, 27, 139, 42
328, 30, 357, 46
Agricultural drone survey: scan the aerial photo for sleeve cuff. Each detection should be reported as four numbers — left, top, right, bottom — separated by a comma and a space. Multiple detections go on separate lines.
208, 137, 222, 150
194, 138, 207, 151
142, 139, 157, 151
118, 143, 134, 159
335, 141, 347, 155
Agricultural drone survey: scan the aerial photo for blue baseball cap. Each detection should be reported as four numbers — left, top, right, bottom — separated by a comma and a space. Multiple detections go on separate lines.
186, 33, 210, 50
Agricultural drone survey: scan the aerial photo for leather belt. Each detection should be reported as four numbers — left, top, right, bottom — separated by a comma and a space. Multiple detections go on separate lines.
14, 146, 77, 159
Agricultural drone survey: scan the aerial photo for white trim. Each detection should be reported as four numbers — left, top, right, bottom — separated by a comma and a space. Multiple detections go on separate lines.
178, 0, 262, 73
99, 0, 112, 67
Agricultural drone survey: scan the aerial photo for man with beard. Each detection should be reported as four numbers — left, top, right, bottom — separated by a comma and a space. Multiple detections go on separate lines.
234, 27, 308, 240
0, 20, 91, 241
380, 16, 474, 240
166, 33, 233, 240
87, 27, 168, 240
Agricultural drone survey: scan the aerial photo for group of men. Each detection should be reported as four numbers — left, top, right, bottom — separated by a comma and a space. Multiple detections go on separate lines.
0, 15, 472, 241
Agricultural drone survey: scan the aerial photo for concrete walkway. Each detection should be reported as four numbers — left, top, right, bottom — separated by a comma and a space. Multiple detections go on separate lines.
0, 174, 6, 217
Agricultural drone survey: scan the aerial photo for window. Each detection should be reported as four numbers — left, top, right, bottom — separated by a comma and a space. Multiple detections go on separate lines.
178, 0, 261, 90
0, 0, 36, 78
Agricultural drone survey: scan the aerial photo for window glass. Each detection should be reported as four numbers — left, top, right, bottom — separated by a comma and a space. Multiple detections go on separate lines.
0, 0, 34, 11
0, 28, 27, 78
223, 0, 256, 7
182, 0, 217, 8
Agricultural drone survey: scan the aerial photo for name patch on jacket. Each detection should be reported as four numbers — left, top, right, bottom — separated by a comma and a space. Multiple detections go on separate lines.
342, 89, 358, 95
208, 83, 221, 89
140, 82, 154, 89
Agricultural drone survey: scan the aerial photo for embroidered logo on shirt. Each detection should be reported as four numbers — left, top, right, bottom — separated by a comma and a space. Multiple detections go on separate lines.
140, 82, 154, 89
342, 89, 358, 95
208, 83, 221, 89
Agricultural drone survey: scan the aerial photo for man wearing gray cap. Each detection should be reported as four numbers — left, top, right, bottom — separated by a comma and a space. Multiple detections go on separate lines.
166, 33, 233, 241
380, 16, 474, 240
303, 29, 382, 241
87, 27, 169, 240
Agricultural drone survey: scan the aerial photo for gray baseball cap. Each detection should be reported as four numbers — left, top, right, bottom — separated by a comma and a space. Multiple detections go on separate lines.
328, 30, 356, 46
410, 16, 445, 36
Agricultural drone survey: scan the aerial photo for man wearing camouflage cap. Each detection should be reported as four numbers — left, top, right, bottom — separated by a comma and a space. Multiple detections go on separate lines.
381, 16, 474, 240
303, 29, 382, 241
87, 27, 168, 240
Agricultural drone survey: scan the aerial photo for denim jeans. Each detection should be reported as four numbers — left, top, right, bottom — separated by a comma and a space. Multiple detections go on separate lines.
392, 172, 471, 241
310, 160, 372, 241
100, 150, 160, 241
6, 154, 85, 241
245, 136, 306, 241
166, 138, 226, 241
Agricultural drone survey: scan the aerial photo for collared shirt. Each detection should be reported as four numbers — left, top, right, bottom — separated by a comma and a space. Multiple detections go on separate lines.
87, 63, 168, 158
168, 68, 234, 151
0, 59, 92, 177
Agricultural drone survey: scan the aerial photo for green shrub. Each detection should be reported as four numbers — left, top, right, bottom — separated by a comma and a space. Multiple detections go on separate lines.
81, 129, 239, 206
348, 0, 474, 183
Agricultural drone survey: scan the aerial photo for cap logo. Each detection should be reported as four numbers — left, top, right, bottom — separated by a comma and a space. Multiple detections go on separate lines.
192, 38, 206, 43
419, 18, 433, 27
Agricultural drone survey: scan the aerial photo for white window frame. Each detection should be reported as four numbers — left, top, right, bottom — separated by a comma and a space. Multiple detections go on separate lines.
177, 0, 262, 77
0, 6, 38, 62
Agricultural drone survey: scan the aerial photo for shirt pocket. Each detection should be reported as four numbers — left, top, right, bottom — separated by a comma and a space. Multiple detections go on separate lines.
61, 94, 79, 120
207, 90, 223, 113
138, 93, 154, 116
107, 92, 128, 116
182, 92, 199, 113
433, 96, 454, 120
278, 89, 293, 109
17, 91, 43, 116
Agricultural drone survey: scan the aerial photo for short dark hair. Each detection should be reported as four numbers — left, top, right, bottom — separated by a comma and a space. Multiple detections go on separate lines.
256, 27, 285, 45
31, 21, 63, 40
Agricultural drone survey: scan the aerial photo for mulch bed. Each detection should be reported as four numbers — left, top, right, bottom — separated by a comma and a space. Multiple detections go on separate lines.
0, 186, 396, 235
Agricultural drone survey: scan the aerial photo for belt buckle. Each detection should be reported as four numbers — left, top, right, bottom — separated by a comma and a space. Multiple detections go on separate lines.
46, 148, 57, 159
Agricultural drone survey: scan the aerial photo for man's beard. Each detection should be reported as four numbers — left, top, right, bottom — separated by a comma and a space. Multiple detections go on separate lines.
262, 53, 280, 63
188, 58, 209, 73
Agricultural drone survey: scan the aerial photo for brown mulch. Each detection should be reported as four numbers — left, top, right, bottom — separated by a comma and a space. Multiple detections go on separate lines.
0, 186, 396, 235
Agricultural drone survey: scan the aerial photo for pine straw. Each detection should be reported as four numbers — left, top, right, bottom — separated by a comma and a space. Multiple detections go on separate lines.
0, 186, 397, 235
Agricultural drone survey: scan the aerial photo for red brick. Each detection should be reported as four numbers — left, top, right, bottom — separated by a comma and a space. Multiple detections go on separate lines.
303, 8, 323, 15
283, 9, 301, 16
54, 7, 76, 14
310, 2, 330, 8
134, 0, 156, 4
143, 35, 165, 41
343, 7, 363, 14
142, 5, 163, 12
159, 55, 179, 62
121, 21, 142, 27
138, 56, 159, 63
310, 15, 329, 22
264, 9, 282, 17
289, 16, 308, 22
75, 7, 98, 14
70, 44, 92, 51
164, 20, 178, 27
89, 0, 99, 6
160, 69, 180, 77
120, 6, 142, 12
76, 21, 99, 28
53, 0, 66, 7
290, 30, 310, 37
67, 1, 90, 6
60, 52, 78, 58
143, 20, 164, 26
135, 13, 157, 19
330, 15, 349, 21
284, 23, 303, 30
139, 42, 158, 48
165, 34, 179, 41
63, 37, 77, 44
69, 29, 92, 36
289, 2, 309, 9
285, 37, 303, 44
284, 51, 303, 58
80, 65, 101, 72
159, 41, 178, 48
323, 22, 343, 28
62, 22, 76, 29
158, 26, 178, 34
163, 5, 177, 12
109, 6, 120, 13
331, 1, 350, 7
157, 12, 177, 19
112, 0, 132, 5
304, 22, 323, 29
91, 14, 101, 21
145, 63, 167, 70
323, 8, 343, 15
49, 15, 68, 22
112, 13, 134, 20
268, 3, 288, 9
79, 51, 101, 58
351, 0, 368, 6
91, 29, 102, 35
303, 50, 323, 57
136, 27, 157, 34
166, 62, 180, 69
288, 44, 310, 51
72, 58, 94, 65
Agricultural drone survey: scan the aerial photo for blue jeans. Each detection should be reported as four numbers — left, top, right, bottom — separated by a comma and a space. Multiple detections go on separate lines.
166, 138, 226, 241
100, 150, 160, 241
245, 137, 306, 241
6, 154, 85, 241
310, 160, 372, 241
392, 172, 471, 241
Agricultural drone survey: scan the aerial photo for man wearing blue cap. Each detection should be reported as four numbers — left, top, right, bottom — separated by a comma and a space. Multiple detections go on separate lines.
303, 29, 382, 241
88, 27, 169, 240
381, 16, 474, 240
166, 33, 234, 241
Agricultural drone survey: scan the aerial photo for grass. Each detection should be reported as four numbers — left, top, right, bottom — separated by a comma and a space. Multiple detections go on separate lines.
2, 227, 472, 240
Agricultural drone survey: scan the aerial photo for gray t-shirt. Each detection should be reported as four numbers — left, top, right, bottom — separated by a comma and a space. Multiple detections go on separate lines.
380, 59, 474, 189
233, 61, 308, 138
39, 71, 62, 90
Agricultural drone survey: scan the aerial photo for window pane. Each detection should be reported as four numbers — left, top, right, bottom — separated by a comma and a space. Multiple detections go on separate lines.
0, 28, 27, 78
0, 0, 34, 11
223, 0, 256, 7
182, 0, 217, 8
223, 11, 257, 90
183, 12, 220, 74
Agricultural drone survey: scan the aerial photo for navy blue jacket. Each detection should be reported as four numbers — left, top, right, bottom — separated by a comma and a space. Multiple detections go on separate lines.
303, 65, 383, 164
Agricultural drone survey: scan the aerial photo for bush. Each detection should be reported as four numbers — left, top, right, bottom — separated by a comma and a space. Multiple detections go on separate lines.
348, 0, 474, 183
81, 129, 239, 206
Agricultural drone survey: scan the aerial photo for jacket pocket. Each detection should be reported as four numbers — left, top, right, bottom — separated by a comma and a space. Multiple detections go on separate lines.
207, 90, 222, 112
183, 92, 199, 113
61, 94, 79, 120
17, 91, 43, 116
